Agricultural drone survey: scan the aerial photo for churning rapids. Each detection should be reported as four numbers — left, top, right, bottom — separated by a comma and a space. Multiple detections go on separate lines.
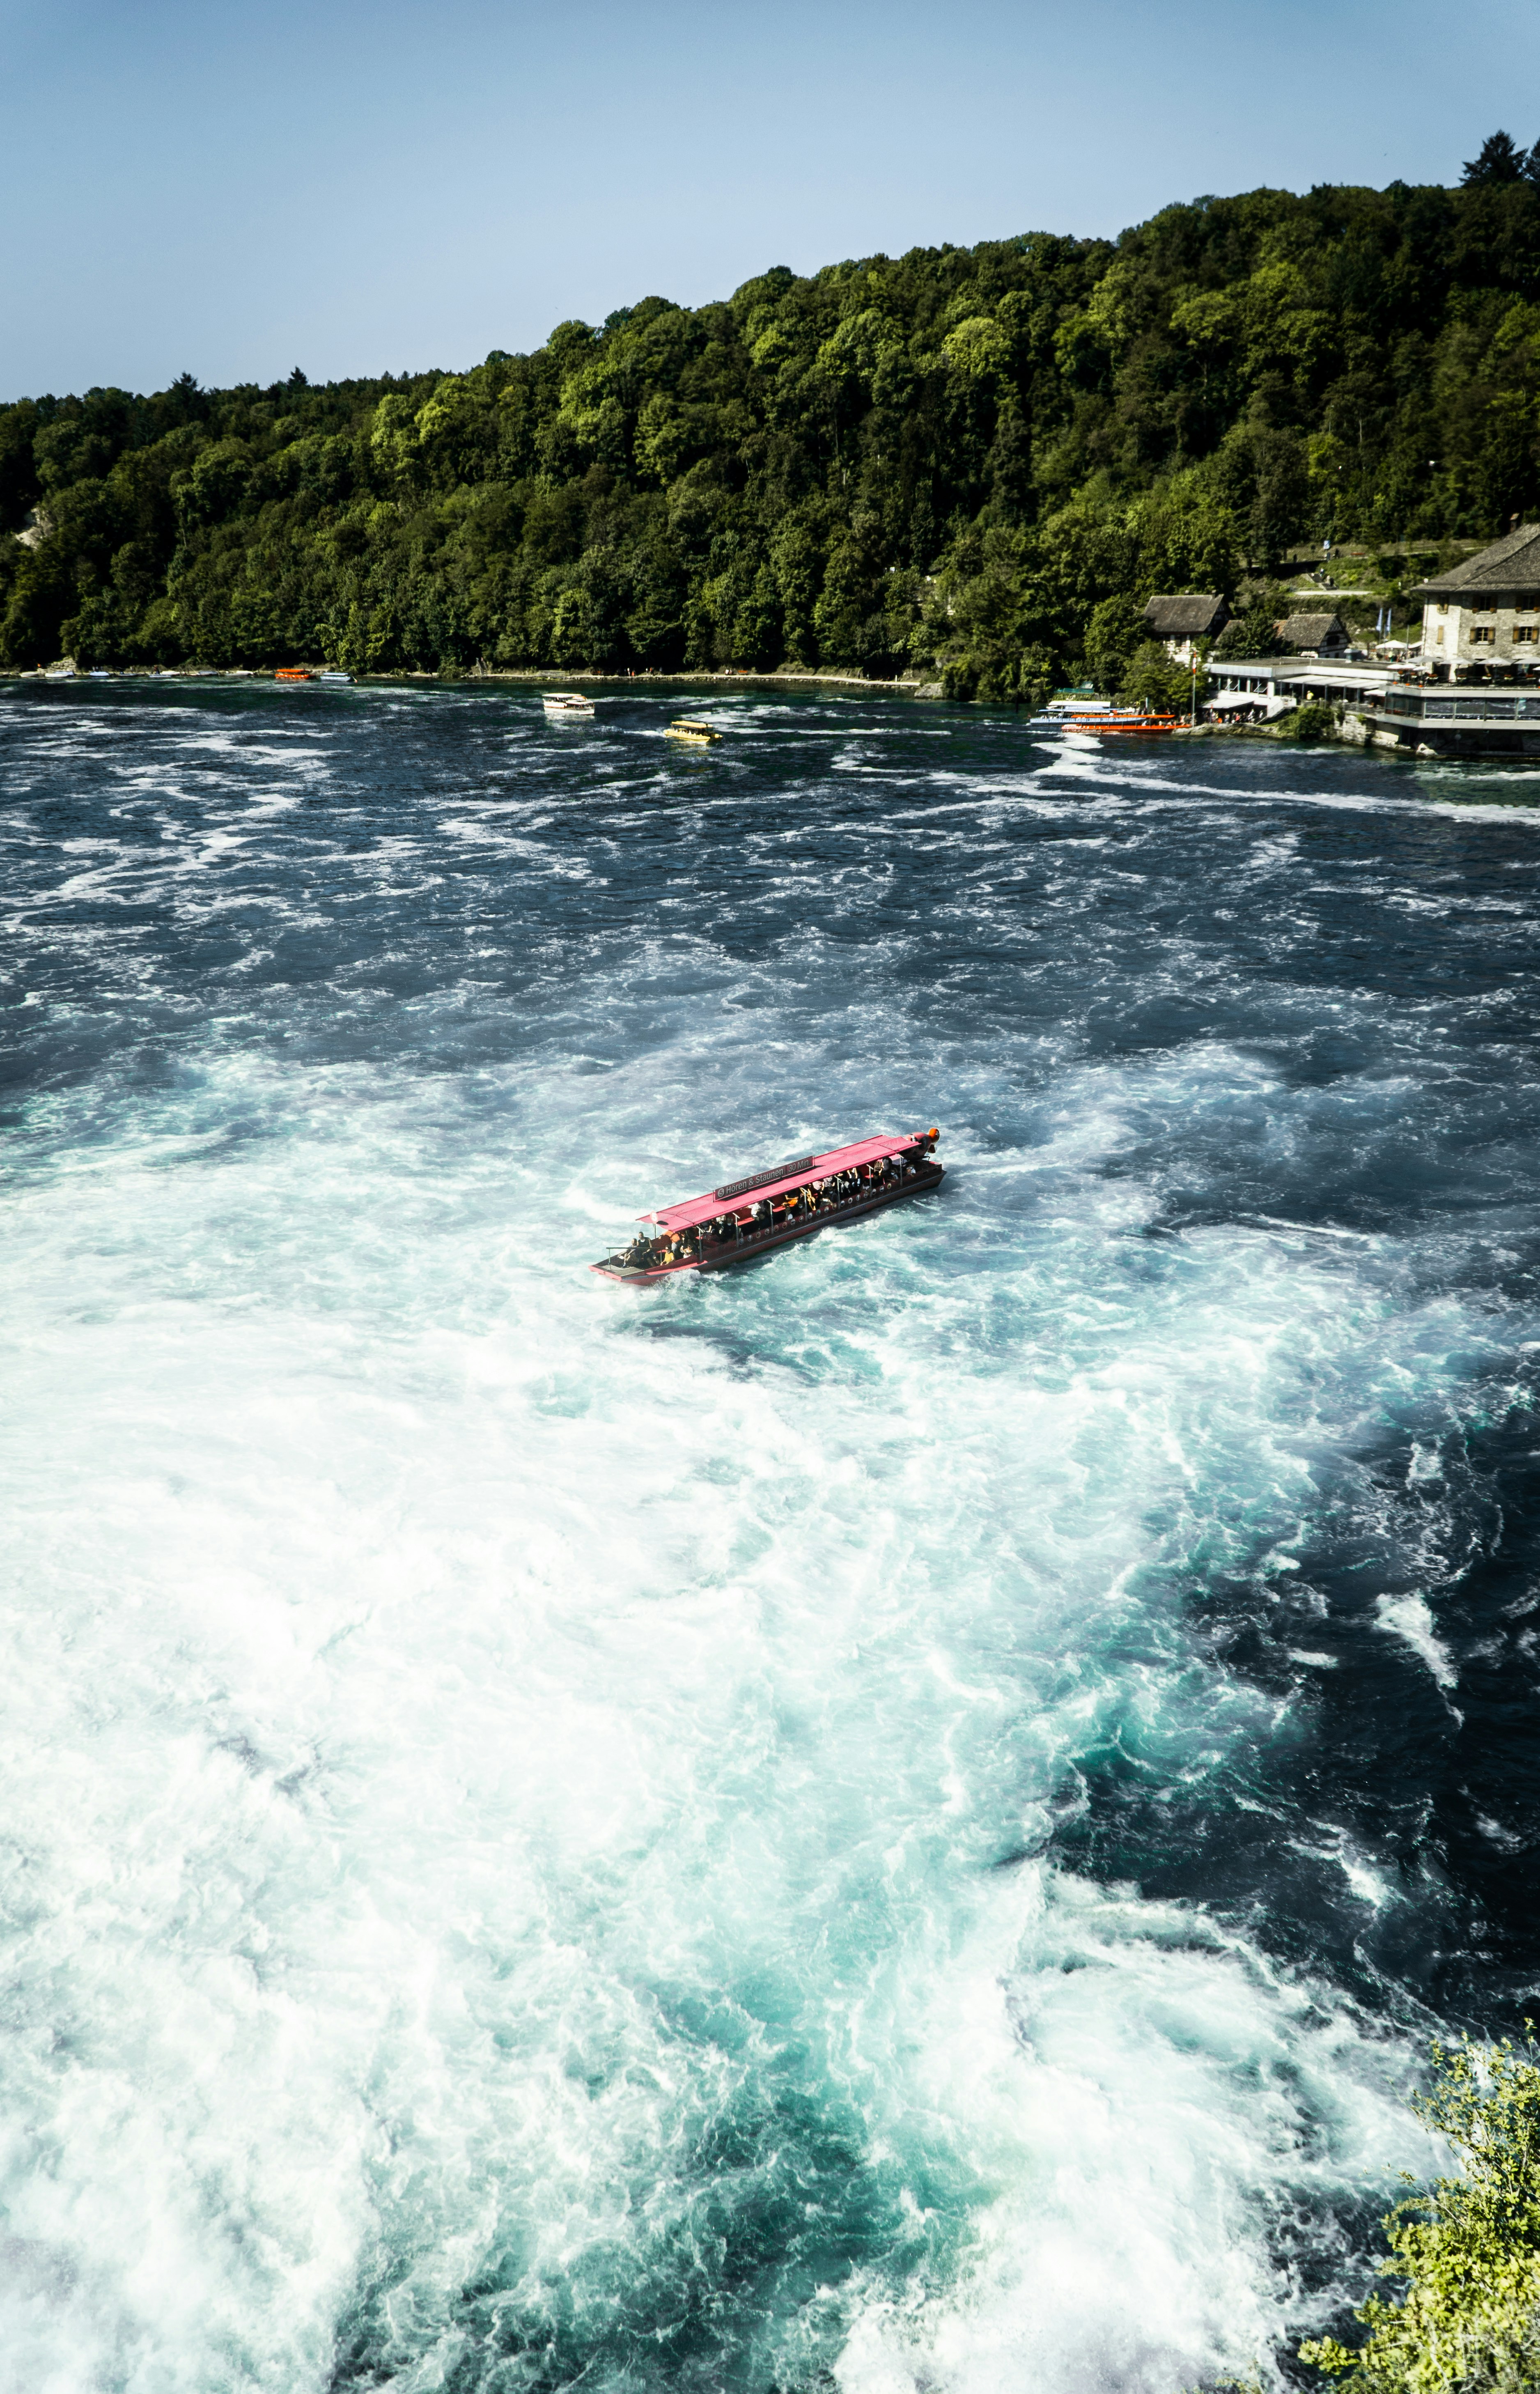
3, 680, 1539, 2394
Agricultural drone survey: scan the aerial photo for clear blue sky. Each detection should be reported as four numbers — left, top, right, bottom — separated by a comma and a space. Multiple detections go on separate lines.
5, 0, 1537, 398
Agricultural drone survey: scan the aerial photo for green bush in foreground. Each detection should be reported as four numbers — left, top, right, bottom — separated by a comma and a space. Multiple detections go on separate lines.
1283, 700, 1338, 742
1301, 2030, 1540, 2394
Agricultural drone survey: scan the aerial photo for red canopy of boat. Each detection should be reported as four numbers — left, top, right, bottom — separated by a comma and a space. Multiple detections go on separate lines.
641, 1134, 925, 1230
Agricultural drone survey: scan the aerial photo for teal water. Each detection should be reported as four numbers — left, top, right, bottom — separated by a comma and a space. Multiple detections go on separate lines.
2, 680, 1538, 2394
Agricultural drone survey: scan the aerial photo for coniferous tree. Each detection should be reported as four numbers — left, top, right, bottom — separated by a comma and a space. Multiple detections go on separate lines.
1463, 130, 1526, 183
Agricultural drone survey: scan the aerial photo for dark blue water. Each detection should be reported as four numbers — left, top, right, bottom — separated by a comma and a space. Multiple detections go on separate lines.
2, 678, 1537, 2394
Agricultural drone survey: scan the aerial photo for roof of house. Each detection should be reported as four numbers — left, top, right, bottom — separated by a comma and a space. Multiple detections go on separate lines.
1143, 593, 1228, 637
643, 1133, 923, 1231
1277, 612, 1348, 647
1413, 524, 1540, 599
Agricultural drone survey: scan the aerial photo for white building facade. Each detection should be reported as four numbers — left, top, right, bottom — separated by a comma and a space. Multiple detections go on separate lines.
1415, 523, 1540, 668
1422, 594, 1540, 664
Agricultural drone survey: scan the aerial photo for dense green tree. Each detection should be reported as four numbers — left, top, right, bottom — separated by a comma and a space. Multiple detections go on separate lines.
9, 170, 1540, 686
1301, 2030, 1540, 2394
1120, 639, 1201, 715
1213, 588, 1293, 658
1084, 592, 1148, 692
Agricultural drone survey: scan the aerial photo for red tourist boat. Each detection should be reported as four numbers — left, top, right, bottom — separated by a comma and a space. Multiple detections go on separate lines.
592, 1129, 943, 1283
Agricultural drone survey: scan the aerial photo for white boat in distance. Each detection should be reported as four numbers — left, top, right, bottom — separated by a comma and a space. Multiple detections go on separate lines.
1023, 695, 1109, 732
543, 690, 595, 719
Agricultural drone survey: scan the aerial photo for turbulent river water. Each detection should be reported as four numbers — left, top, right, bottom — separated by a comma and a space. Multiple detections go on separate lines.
3, 679, 1539, 2394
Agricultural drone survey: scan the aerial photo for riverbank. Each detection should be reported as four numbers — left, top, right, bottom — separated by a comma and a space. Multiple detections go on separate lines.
2, 662, 943, 697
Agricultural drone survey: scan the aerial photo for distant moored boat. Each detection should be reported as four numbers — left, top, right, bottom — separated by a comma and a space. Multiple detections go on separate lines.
1025, 697, 1182, 737
274, 667, 313, 683
1083, 708, 1185, 737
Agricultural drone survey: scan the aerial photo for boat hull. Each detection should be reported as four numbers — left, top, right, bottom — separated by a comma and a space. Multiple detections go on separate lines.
592, 1162, 944, 1283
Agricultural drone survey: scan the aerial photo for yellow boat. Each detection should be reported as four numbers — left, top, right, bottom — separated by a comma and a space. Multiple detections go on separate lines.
666, 717, 721, 746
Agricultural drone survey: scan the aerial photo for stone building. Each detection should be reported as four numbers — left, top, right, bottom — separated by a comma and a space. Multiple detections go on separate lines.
1142, 594, 1229, 664
1414, 524, 1540, 669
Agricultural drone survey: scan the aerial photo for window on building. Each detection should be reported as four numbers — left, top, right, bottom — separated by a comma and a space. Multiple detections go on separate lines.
1516, 626, 1538, 644
1435, 626, 1445, 644
1437, 602, 1448, 615
1470, 626, 1495, 644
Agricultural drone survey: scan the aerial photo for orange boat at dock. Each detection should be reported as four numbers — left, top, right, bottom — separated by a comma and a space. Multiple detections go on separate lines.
592, 1130, 943, 1283
1067, 707, 1184, 737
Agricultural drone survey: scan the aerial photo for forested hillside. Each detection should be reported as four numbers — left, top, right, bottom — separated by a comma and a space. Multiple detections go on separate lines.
8, 154, 1540, 697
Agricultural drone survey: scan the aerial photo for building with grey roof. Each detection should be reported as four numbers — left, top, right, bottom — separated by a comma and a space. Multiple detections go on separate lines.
1413, 524, 1540, 671
1142, 593, 1228, 663
1276, 612, 1351, 656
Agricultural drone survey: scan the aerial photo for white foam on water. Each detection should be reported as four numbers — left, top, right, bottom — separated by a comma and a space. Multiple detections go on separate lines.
1014, 749, 1540, 829
835, 1872, 1414, 2394
1374, 1594, 1458, 1690
0, 1034, 1469, 2393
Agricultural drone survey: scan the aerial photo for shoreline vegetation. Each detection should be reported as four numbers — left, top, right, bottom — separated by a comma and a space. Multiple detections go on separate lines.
2, 663, 911, 690
7, 144, 1540, 711
1293, 2031, 1540, 2394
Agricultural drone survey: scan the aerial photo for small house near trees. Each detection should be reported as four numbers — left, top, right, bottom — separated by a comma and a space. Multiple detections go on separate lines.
1413, 524, 1540, 670
1142, 594, 1229, 664
1276, 612, 1350, 657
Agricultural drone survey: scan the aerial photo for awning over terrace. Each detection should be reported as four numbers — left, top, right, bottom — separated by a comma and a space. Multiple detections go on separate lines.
643, 1134, 923, 1230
